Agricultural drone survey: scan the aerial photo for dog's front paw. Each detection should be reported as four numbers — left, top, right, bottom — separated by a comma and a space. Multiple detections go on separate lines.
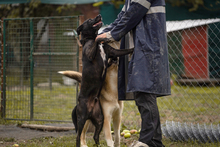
81, 145, 88, 147
106, 139, 114, 147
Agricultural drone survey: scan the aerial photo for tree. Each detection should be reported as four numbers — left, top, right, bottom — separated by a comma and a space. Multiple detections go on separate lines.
166, 0, 220, 12
0, 1, 79, 79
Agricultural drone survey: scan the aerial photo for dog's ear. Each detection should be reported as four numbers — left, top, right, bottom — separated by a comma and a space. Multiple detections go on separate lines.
77, 25, 83, 35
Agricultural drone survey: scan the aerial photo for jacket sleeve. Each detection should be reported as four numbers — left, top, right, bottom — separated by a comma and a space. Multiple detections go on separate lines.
100, 5, 125, 34
111, 0, 152, 41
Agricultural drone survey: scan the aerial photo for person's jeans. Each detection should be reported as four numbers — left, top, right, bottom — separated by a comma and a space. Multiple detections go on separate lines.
134, 92, 165, 147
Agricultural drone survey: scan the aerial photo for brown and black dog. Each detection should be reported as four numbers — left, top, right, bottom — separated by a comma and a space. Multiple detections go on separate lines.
62, 15, 133, 147
59, 57, 123, 147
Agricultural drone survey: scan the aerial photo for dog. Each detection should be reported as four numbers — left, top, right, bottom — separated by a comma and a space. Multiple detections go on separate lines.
60, 14, 133, 147
59, 56, 122, 147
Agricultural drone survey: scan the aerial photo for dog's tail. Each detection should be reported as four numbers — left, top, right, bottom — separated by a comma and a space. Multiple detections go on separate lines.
58, 71, 82, 83
72, 106, 78, 133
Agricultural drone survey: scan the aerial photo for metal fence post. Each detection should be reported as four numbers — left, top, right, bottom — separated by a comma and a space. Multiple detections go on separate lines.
0, 20, 2, 118
49, 38, 52, 91
1, 19, 6, 118
1, 19, 5, 118
30, 19, 34, 120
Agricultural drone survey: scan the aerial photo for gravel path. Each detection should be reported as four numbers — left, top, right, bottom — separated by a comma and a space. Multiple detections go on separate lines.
0, 123, 75, 140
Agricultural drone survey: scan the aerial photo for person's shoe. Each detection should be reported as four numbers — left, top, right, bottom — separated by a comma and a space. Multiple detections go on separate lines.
130, 141, 149, 147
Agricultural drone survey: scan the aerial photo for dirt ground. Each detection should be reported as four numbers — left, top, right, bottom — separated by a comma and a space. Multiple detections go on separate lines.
0, 123, 75, 146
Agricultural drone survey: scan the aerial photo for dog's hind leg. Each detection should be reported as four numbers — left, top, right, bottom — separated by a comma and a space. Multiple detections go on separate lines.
103, 111, 114, 147
72, 106, 78, 132
93, 120, 103, 146
80, 120, 91, 147
76, 118, 87, 147
76, 106, 88, 147
91, 109, 104, 145
113, 101, 123, 147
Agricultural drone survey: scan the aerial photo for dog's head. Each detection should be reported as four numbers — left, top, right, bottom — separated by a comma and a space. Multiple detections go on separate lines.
77, 14, 102, 39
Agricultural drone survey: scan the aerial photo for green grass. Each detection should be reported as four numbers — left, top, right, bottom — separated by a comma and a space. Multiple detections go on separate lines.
4, 86, 77, 121
120, 82, 220, 129
2, 78, 220, 125
157, 82, 220, 125
1, 74, 220, 146
3, 70, 220, 125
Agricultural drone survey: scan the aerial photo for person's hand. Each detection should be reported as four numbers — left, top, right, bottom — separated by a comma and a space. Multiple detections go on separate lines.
95, 33, 107, 42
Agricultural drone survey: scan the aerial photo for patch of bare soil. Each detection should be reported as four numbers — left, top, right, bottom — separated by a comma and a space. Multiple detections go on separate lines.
0, 123, 75, 147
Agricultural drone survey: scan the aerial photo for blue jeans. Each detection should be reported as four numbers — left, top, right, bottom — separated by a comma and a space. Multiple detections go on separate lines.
134, 92, 164, 147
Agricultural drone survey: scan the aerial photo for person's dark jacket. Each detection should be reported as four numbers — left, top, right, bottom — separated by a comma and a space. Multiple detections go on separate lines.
101, 0, 171, 100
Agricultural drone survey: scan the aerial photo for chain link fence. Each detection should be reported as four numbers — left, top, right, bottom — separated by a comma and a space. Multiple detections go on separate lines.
122, 19, 220, 142
1, 17, 220, 142
161, 19, 220, 142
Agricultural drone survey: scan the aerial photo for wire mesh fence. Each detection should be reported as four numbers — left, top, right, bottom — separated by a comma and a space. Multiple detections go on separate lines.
1, 17, 220, 142
1, 16, 79, 121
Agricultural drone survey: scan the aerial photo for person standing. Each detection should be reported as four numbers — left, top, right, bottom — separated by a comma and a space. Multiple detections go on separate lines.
96, 0, 171, 146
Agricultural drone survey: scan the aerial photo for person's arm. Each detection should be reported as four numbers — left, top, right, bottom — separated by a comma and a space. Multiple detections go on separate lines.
100, 5, 126, 34
110, 0, 152, 41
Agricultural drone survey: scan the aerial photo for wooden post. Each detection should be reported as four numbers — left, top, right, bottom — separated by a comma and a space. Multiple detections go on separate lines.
78, 15, 84, 73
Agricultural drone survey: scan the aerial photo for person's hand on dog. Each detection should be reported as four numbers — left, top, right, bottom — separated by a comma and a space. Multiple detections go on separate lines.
96, 31, 115, 43
96, 33, 107, 43
96, 33, 107, 40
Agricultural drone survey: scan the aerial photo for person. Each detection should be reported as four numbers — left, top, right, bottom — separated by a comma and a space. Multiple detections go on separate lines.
96, 0, 171, 146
